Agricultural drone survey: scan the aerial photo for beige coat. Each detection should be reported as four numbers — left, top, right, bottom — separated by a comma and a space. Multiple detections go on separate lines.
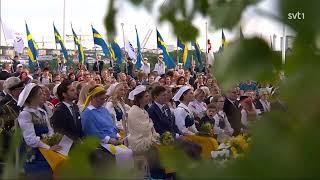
127, 105, 159, 152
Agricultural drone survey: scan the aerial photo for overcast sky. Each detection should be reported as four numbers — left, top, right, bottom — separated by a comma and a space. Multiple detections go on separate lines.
0, 0, 292, 52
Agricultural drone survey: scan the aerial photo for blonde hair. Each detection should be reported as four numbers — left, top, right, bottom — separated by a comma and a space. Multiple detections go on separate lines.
108, 82, 126, 107
77, 83, 95, 111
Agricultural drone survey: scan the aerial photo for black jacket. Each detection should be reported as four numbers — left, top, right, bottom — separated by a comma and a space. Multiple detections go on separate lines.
0, 71, 11, 80
51, 102, 84, 141
147, 103, 181, 136
223, 98, 242, 136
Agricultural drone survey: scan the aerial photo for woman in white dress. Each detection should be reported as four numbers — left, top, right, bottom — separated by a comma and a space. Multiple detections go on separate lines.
105, 82, 131, 130
17, 83, 61, 178
188, 88, 207, 121
127, 85, 159, 153
173, 86, 198, 135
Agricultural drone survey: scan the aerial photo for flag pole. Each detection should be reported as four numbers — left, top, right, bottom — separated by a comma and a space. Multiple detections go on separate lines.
63, 0, 66, 42
121, 22, 127, 74
205, 22, 208, 69
176, 38, 179, 65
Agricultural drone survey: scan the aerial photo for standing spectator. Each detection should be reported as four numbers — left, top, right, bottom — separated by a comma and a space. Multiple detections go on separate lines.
184, 70, 195, 86
154, 55, 165, 75
39, 67, 51, 85
223, 87, 242, 136
19, 71, 32, 85
0, 63, 12, 80
141, 58, 151, 75
11, 55, 20, 73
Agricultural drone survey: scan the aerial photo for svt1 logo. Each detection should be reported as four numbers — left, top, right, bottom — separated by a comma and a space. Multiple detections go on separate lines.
288, 11, 305, 20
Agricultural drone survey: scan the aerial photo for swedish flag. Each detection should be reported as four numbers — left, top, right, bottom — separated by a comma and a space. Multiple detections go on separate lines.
157, 30, 175, 69
92, 26, 110, 57
135, 27, 142, 69
177, 38, 191, 69
53, 24, 68, 64
110, 39, 122, 65
192, 41, 203, 69
71, 26, 85, 64
26, 23, 38, 66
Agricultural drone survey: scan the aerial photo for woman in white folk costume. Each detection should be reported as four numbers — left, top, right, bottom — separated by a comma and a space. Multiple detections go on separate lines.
211, 95, 234, 142
105, 83, 130, 126
188, 88, 207, 123
127, 85, 160, 153
80, 85, 133, 168
173, 86, 198, 135
17, 83, 61, 178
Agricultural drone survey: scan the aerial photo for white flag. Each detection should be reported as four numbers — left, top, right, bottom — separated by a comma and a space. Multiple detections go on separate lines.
2, 21, 15, 40
1, 21, 25, 53
13, 33, 25, 53
124, 37, 136, 62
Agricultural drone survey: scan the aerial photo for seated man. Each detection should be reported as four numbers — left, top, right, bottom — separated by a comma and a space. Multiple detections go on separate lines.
148, 85, 181, 137
81, 85, 133, 168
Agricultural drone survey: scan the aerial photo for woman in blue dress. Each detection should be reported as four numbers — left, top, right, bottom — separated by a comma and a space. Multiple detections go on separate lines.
17, 83, 61, 179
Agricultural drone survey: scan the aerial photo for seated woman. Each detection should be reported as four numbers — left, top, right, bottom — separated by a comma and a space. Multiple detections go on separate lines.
173, 86, 198, 135
17, 83, 61, 178
81, 85, 133, 168
188, 88, 207, 128
127, 85, 160, 153
105, 83, 131, 130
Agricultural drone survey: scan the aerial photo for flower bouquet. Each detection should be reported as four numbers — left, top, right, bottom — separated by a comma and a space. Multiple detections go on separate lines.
197, 122, 214, 137
211, 134, 251, 166
41, 133, 63, 146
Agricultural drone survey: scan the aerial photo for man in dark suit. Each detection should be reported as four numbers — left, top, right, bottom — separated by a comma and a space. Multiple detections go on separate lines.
148, 86, 181, 136
0, 63, 12, 80
52, 80, 84, 141
223, 87, 243, 136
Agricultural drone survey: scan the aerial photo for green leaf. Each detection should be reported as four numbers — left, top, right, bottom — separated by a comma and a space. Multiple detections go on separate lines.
214, 37, 282, 91
208, 0, 259, 29
104, 0, 117, 38
281, 0, 320, 40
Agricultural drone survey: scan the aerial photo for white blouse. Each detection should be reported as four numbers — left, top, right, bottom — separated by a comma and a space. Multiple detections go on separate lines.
174, 103, 198, 135
188, 100, 207, 119
259, 99, 271, 112
18, 106, 54, 149
105, 100, 130, 130
213, 111, 234, 136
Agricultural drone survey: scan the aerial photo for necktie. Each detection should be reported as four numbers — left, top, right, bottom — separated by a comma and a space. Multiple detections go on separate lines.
70, 104, 78, 127
162, 105, 169, 117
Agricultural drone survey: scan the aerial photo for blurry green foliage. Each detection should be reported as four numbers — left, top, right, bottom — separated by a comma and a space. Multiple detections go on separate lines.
1, 0, 320, 178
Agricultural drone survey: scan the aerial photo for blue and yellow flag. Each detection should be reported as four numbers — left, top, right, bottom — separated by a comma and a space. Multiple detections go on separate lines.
135, 27, 142, 69
92, 26, 110, 57
156, 30, 175, 69
71, 26, 85, 64
53, 24, 68, 64
110, 39, 122, 65
192, 41, 203, 69
26, 23, 38, 66
177, 38, 191, 69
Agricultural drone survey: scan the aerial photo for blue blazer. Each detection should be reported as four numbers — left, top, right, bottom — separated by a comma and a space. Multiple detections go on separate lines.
147, 103, 181, 135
